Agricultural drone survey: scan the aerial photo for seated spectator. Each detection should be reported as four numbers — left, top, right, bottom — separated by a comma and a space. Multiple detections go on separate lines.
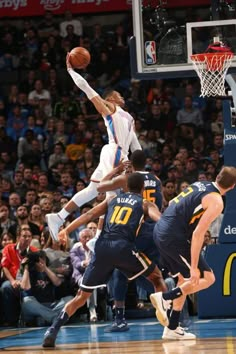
86, 221, 98, 236
17, 129, 35, 162
12, 170, 28, 199
1, 177, 14, 202
183, 157, 199, 184
32, 41, 57, 71
162, 179, 177, 210
8, 205, 41, 240
39, 196, 53, 219
38, 11, 59, 39
0, 127, 16, 162
57, 171, 75, 199
20, 250, 73, 326
60, 10, 83, 38
37, 172, 55, 195
64, 24, 81, 48
43, 233, 73, 298
8, 192, 21, 221
39, 227, 49, 247
0, 226, 37, 326
0, 204, 15, 235
70, 228, 99, 322
6, 104, 27, 141
28, 204, 45, 233
48, 142, 68, 169
176, 95, 203, 143
24, 189, 38, 209
0, 231, 14, 267
201, 230, 213, 257
28, 80, 51, 117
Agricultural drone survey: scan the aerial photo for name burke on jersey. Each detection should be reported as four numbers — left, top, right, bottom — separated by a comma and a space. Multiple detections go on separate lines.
116, 197, 137, 206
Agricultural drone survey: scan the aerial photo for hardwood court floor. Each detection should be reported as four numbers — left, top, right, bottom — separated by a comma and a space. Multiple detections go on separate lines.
0, 318, 236, 353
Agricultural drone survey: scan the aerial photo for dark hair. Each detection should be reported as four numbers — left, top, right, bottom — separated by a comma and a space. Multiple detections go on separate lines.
23, 250, 48, 270
127, 172, 144, 193
131, 150, 146, 170
102, 88, 115, 99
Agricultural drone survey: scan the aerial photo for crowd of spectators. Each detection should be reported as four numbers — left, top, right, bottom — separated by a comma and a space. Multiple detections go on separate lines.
0, 10, 225, 327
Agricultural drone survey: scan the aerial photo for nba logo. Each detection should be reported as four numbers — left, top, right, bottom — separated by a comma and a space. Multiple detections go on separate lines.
145, 41, 156, 65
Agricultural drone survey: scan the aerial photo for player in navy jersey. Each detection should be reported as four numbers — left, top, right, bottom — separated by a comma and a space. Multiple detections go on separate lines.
96, 149, 164, 332
42, 173, 166, 348
151, 166, 236, 340
46, 54, 141, 242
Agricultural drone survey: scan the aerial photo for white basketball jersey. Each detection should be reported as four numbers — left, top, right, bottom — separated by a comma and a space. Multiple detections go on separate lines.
103, 106, 135, 155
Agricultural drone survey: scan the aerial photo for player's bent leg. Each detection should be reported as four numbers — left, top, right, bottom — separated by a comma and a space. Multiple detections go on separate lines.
180, 270, 215, 296
147, 265, 167, 292
46, 181, 99, 241
42, 290, 91, 348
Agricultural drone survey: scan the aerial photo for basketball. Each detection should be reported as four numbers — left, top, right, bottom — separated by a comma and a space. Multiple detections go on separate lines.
69, 47, 91, 69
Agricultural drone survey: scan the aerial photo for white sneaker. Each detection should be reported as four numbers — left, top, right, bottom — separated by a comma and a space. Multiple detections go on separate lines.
150, 292, 171, 327
46, 213, 63, 242
162, 326, 196, 340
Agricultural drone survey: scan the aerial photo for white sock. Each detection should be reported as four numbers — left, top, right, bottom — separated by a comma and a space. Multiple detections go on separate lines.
58, 209, 69, 221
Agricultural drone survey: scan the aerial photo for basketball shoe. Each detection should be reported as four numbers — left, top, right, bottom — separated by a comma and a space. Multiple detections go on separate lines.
150, 292, 171, 327
162, 326, 196, 340
46, 213, 63, 241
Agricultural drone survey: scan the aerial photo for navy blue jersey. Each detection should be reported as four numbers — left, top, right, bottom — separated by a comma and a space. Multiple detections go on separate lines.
138, 171, 162, 210
156, 181, 221, 242
102, 192, 144, 243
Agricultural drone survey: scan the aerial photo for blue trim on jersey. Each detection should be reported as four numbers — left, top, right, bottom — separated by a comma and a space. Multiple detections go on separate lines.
106, 114, 118, 144
114, 146, 122, 167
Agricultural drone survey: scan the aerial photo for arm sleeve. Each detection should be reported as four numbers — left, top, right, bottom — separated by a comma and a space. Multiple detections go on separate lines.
67, 69, 98, 100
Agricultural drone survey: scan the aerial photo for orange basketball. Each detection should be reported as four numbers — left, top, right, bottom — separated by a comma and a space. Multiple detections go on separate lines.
69, 47, 91, 69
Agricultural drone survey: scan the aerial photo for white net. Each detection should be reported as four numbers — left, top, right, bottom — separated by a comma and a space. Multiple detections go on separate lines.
191, 53, 234, 97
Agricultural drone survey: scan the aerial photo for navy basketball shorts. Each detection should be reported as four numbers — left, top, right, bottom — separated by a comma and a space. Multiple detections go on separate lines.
80, 237, 155, 292
154, 237, 211, 279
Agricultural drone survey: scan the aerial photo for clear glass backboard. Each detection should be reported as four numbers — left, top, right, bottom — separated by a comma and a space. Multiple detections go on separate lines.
130, 0, 236, 79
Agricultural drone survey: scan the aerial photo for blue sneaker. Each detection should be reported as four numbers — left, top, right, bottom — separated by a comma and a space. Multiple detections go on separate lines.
42, 327, 57, 348
104, 320, 129, 332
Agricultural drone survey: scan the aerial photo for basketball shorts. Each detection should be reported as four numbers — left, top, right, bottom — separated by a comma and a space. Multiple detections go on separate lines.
154, 236, 211, 279
80, 237, 155, 292
90, 144, 126, 183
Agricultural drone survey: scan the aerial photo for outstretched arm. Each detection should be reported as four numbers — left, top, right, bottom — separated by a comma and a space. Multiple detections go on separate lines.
66, 53, 111, 117
58, 199, 109, 243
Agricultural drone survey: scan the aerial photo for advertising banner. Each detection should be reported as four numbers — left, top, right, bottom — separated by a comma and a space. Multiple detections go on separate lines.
0, 0, 132, 17
198, 244, 236, 317
0, 0, 212, 18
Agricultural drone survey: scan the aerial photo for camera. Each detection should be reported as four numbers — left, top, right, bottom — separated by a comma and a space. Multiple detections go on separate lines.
22, 250, 48, 270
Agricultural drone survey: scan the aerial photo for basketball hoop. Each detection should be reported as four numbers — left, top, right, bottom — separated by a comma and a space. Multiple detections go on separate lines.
191, 51, 234, 97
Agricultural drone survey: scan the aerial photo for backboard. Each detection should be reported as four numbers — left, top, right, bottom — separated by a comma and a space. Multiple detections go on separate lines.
130, 0, 236, 79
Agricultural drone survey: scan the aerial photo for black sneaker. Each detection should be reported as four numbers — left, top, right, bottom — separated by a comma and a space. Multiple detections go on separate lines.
104, 320, 129, 332
42, 328, 57, 348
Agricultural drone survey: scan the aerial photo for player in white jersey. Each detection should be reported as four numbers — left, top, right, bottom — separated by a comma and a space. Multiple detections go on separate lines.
46, 53, 141, 241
